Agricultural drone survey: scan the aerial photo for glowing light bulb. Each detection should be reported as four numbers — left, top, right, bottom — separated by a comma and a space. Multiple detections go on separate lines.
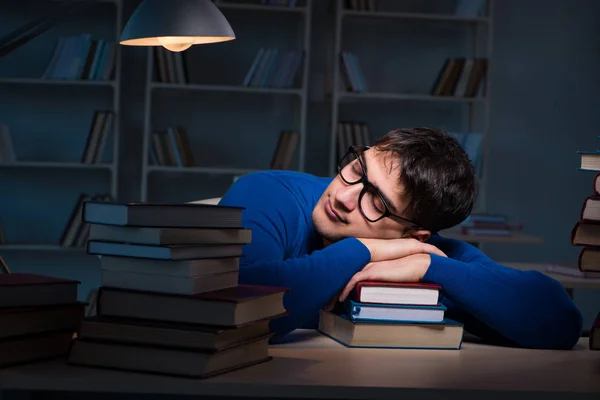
157, 37, 193, 52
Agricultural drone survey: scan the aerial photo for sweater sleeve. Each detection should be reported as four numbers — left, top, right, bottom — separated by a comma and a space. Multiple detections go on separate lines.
423, 237, 583, 350
219, 173, 371, 338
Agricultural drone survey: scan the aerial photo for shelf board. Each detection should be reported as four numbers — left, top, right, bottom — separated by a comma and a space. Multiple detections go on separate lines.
0, 244, 86, 252
342, 10, 489, 24
0, 78, 116, 87
147, 166, 263, 175
217, 2, 306, 13
338, 91, 485, 103
440, 231, 543, 244
0, 162, 114, 170
151, 82, 303, 96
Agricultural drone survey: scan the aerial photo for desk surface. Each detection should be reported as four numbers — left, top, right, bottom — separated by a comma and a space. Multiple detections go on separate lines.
0, 330, 598, 399
503, 262, 600, 290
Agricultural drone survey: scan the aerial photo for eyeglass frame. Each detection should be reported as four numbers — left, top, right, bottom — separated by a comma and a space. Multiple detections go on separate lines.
337, 145, 424, 230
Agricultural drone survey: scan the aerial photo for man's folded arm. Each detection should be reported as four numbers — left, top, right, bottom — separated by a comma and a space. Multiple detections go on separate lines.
424, 239, 583, 349
238, 236, 370, 338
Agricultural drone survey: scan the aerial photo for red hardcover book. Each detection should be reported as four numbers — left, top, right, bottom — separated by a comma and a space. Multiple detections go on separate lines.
352, 281, 441, 306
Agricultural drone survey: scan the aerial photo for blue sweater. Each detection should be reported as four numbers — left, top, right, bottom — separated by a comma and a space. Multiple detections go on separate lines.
219, 170, 583, 349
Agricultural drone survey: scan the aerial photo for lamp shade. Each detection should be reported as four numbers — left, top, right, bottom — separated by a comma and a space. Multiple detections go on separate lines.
120, 0, 235, 52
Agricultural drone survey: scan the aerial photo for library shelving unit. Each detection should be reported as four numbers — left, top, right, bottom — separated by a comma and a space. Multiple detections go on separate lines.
0, 0, 122, 253
139, 0, 312, 202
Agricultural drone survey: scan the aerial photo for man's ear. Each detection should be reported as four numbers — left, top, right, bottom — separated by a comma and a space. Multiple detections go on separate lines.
404, 229, 431, 242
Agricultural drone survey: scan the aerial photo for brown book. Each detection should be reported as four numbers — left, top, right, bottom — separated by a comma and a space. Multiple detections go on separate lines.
67, 334, 273, 379
0, 330, 74, 368
580, 195, 600, 221
0, 273, 80, 308
96, 284, 288, 327
571, 220, 600, 247
77, 315, 271, 351
0, 303, 85, 340
578, 247, 600, 273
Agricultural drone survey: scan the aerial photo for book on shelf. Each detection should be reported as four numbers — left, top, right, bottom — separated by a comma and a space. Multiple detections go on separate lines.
68, 200, 289, 378
242, 48, 304, 88
60, 193, 114, 248
339, 51, 368, 93
0, 124, 16, 163
344, 0, 376, 11
318, 281, 463, 349
0, 273, 85, 368
431, 58, 487, 98
81, 110, 113, 164
149, 126, 195, 168
43, 34, 115, 81
446, 213, 524, 237
255, 0, 299, 7
270, 130, 299, 170
336, 121, 370, 160
153, 47, 188, 84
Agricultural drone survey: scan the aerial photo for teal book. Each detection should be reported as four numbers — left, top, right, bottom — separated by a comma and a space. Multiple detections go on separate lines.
317, 309, 464, 350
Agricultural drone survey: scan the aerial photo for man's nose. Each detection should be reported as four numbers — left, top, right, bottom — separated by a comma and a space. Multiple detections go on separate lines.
334, 183, 362, 212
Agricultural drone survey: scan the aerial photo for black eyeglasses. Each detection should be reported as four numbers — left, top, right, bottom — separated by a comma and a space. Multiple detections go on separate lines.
337, 146, 422, 229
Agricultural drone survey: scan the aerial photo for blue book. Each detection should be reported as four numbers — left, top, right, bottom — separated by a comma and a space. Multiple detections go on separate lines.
345, 299, 446, 323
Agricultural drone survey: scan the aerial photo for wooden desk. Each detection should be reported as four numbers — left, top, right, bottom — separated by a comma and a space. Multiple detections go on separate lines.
0, 330, 598, 400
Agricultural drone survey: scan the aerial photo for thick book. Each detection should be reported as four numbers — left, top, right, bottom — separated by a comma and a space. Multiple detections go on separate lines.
97, 284, 288, 327
77, 315, 271, 351
318, 309, 463, 350
82, 201, 244, 229
0, 330, 75, 368
580, 195, 600, 222
0, 273, 79, 308
99, 255, 240, 278
0, 303, 85, 340
352, 282, 440, 305
100, 269, 239, 295
89, 224, 252, 245
67, 334, 273, 379
345, 299, 446, 323
578, 151, 600, 171
570, 220, 600, 247
578, 248, 600, 273
87, 240, 244, 261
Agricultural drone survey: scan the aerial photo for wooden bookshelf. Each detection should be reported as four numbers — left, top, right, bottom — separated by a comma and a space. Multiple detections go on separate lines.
151, 82, 303, 96
339, 91, 486, 103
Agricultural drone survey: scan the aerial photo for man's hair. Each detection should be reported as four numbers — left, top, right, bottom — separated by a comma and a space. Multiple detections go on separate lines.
374, 127, 477, 233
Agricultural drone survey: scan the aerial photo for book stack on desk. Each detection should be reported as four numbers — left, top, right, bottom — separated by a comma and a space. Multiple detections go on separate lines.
65, 201, 288, 378
318, 282, 464, 349
0, 273, 84, 368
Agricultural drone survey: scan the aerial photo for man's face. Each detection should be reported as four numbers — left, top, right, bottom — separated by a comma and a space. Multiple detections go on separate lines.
312, 148, 412, 243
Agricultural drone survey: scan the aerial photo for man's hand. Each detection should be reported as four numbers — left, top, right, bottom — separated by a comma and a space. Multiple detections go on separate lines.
338, 253, 432, 302
357, 237, 446, 262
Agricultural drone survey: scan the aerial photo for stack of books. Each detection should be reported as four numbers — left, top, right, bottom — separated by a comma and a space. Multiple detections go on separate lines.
0, 272, 84, 367
66, 201, 288, 378
318, 282, 463, 349
569, 168, 600, 279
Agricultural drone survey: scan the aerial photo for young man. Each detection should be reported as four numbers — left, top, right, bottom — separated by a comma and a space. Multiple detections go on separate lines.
219, 127, 582, 350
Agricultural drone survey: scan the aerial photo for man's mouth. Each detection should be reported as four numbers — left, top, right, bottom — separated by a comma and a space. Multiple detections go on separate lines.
326, 199, 345, 223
